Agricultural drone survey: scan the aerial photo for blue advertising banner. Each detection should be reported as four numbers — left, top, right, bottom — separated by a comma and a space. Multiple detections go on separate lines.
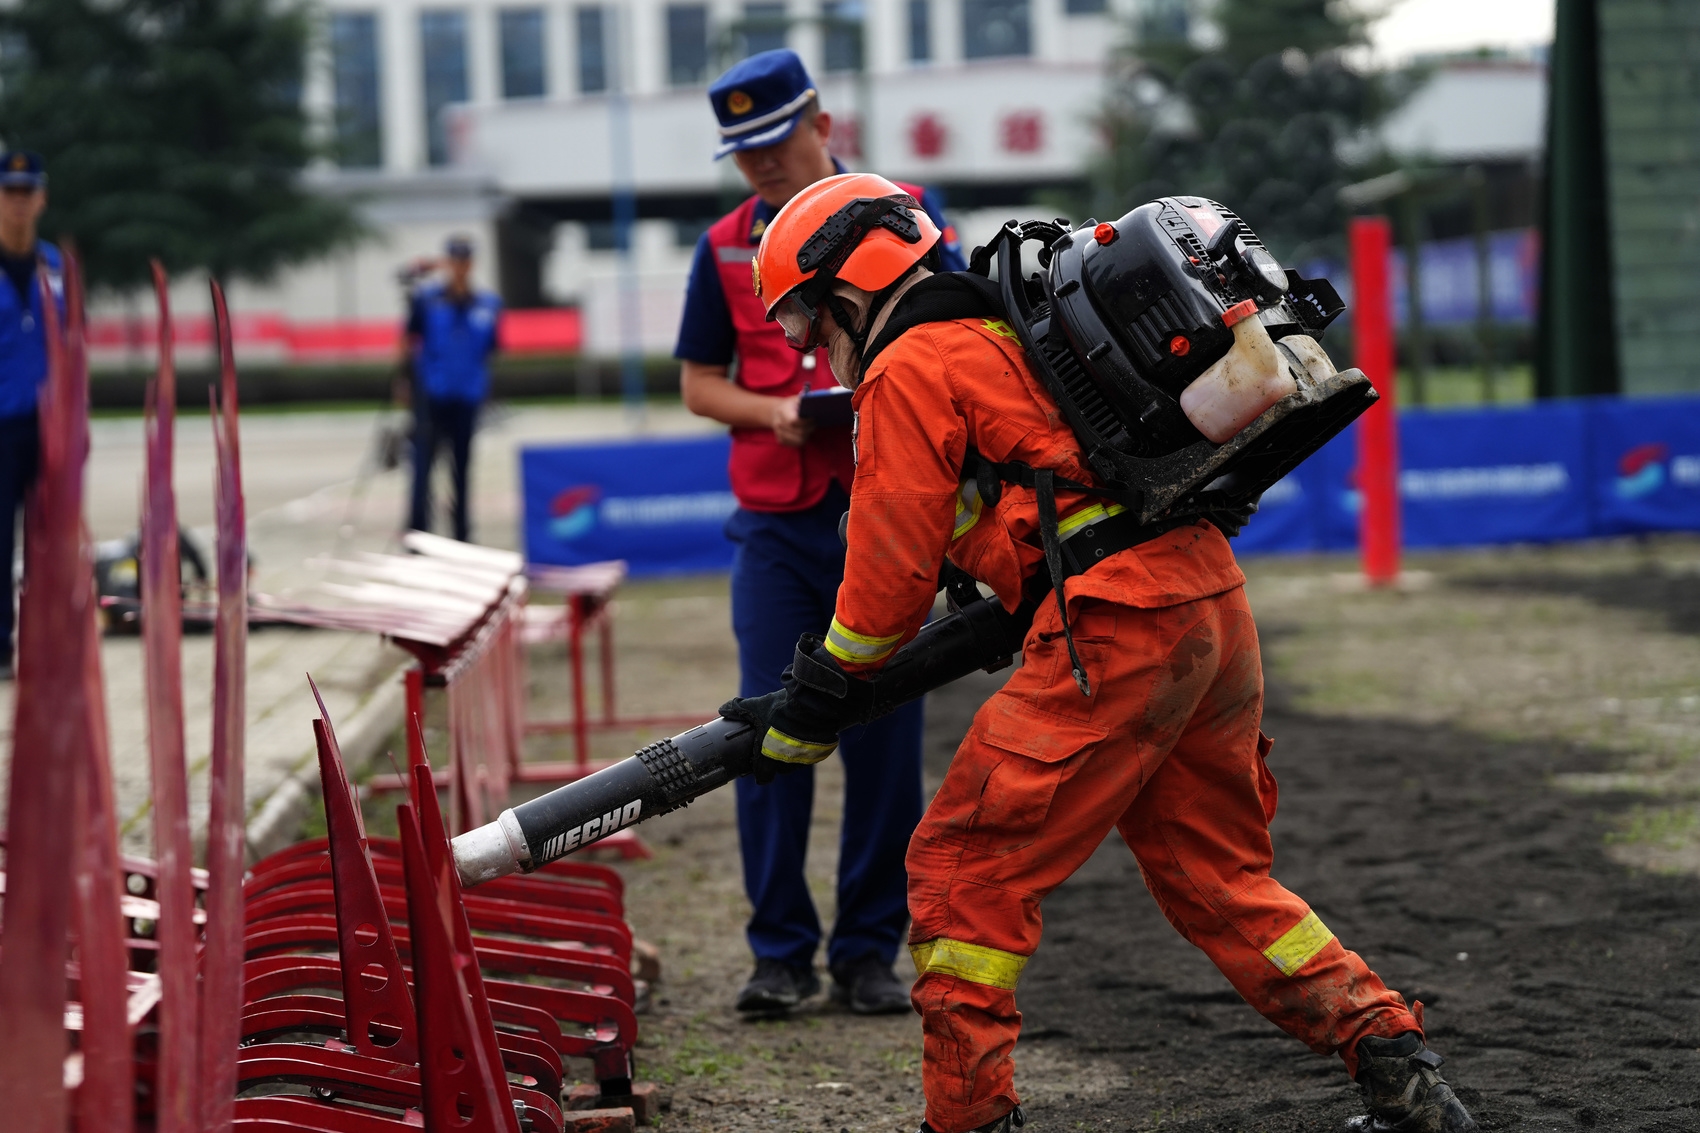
518, 396, 1700, 577
521, 435, 736, 577
1589, 396, 1700, 535
1396, 400, 1592, 548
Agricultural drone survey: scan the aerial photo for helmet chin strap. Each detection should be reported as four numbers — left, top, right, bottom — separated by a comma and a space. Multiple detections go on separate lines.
823, 266, 920, 385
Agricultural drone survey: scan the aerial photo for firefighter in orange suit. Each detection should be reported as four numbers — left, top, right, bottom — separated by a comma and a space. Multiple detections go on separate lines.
721, 174, 1479, 1133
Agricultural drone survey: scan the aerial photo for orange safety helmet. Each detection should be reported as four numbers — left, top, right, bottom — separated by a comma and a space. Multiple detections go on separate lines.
754, 173, 942, 352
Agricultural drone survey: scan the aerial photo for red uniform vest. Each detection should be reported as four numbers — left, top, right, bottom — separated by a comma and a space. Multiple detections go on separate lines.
706, 182, 927, 513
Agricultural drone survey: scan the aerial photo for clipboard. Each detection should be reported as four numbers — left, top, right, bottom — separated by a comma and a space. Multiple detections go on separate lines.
798, 388, 854, 428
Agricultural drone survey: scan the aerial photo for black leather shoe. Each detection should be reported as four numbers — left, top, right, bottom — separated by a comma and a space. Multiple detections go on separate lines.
1343, 1033, 1478, 1133
918, 1105, 1025, 1133
829, 954, 912, 1015
735, 958, 820, 1014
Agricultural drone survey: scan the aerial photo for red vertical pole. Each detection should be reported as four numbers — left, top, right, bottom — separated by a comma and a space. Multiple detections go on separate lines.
599, 612, 616, 724
199, 279, 247, 1133
1352, 216, 1400, 586
65, 252, 134, 1132
406, 666, 427, 772
569, 594, 590, 771
0, 254, 85, 1133
142, 260, 198, 1133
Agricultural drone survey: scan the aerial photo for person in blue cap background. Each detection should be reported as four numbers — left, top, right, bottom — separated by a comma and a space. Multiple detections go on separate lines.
403, 234, 502, 542
0, 150, 62, 681
674, 48, 965, 1017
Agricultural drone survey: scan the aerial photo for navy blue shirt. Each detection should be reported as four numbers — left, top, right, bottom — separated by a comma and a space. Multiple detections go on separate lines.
408, 283, 502, 404
0, 241, 63, 419
674, 179, 966, 365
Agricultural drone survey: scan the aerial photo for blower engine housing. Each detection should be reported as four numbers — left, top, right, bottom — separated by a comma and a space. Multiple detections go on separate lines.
993, 196, 1377, 525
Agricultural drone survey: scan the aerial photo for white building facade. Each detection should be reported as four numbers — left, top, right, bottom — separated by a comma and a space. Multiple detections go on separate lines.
158, 0, 1134, 367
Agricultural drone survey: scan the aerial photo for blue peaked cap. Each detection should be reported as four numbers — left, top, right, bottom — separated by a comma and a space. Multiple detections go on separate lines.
709, 49, 818, 160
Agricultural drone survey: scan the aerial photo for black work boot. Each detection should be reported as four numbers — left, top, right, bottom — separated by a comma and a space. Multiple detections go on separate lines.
829, 954, 912, 1015
735, 957, 820, 1014
917, 1105, 1025, 1133
1344, 1033, 1478, 1133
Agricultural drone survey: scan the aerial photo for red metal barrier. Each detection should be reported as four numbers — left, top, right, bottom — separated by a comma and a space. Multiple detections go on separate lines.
200, 278, 249, 1133
522, 563, 704, 783
1352, 215, 1401, 586
142, 259, 199, 1133
0, 253, 657, 1132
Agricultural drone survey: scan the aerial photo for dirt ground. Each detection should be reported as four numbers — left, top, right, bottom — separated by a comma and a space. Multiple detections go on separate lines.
381, 537, 1700, 1132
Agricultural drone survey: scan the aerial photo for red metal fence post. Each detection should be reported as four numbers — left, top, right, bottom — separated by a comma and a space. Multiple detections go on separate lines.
200, 279, 248, 1133
1352, 215, 1401, 586
65, 253, 134, 1131
0, 253, 88, 1133
143, 259, 199, 1133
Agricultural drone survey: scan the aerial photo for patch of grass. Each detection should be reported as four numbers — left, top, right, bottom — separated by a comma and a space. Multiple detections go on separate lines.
1605, 804, 1700, 849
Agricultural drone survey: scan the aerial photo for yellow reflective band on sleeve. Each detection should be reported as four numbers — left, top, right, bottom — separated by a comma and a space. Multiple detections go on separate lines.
910, 937, 1029, 991
761, 727, 837, 765
823, 618, 903, 664
1057, 502, 1126, 540
953, 478, 984, 540
1262, 911, 1335, 976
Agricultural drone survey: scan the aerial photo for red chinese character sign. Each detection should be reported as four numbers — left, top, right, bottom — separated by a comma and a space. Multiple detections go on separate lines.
830, 114, 861, 161
910, 113, 947, 159
1000, 110, 1044, 154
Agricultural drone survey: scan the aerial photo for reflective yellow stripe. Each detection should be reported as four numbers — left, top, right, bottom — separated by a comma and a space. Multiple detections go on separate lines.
761, 727, 837, 765
823, 618, 902, 664
1262, 911, 1335, 976
1057, 501, 1126, 540
910, 937, 1029, 990
953, 479, 984, 539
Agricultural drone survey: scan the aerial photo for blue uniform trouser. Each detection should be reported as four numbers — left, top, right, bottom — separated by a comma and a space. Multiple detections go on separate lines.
0, 410, 38, 657
410, 395, 478, 541
726, 483, 924, 971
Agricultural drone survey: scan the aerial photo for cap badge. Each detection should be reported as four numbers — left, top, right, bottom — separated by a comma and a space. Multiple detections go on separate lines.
9, 154, 26, 171
751, 257, 762, 297
727, 90, 754, 116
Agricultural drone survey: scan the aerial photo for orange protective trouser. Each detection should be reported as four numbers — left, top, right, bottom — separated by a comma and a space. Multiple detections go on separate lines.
906, 586, 1420, 1132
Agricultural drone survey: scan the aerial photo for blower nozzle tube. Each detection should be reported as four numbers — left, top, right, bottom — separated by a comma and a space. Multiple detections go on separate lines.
452, 591, 1031, 888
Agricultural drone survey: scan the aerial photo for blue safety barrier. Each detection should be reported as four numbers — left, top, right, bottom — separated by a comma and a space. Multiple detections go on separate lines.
520, 395, 1700, 576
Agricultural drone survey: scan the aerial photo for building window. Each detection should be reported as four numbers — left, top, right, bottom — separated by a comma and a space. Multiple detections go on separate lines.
330, 12, 383, 168
740, 3, 787, 57
499, 8, 547, 99
1139, 0, 1188, 42
576, 7, 607, 93
907, 0, 931, 62
666, 4, 709, 86
822, 1, 863, 73
1065, 0, 1106, 12
962, 0, 1030, 59
420, 9, 469, 166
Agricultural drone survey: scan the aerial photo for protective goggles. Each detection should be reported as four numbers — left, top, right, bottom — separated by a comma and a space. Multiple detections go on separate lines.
769, 292, 826, 352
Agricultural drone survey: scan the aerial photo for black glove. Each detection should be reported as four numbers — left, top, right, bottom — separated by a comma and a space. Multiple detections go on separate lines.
718, 635, 877, 784
1205, 492, 1262, 538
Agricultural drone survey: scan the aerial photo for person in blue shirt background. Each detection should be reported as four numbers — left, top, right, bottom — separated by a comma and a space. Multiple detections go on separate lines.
404, 235, 502, 542
0, 150, 62, 681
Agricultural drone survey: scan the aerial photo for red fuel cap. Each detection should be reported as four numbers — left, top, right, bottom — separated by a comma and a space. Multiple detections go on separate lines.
1093, 222, 1117, 245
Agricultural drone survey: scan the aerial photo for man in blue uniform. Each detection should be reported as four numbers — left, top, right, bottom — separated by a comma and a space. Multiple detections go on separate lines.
405, 235, 502, 542
0, 151, 61, 681
674, 49, 966, 1016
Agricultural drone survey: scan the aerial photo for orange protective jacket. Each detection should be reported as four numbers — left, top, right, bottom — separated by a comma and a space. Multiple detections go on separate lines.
826, 315, 1246, 674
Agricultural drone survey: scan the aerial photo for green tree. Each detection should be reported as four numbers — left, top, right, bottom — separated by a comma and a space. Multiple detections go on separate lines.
1092, 0, 1411, 263
0, 0, 361, 291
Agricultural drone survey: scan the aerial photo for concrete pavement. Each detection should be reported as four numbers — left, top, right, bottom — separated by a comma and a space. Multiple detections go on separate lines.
2, 399, 717, 857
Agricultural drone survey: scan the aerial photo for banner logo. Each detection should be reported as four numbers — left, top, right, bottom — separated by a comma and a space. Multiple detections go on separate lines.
1615, 443, 1668, 499
548, 484, 602, 540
